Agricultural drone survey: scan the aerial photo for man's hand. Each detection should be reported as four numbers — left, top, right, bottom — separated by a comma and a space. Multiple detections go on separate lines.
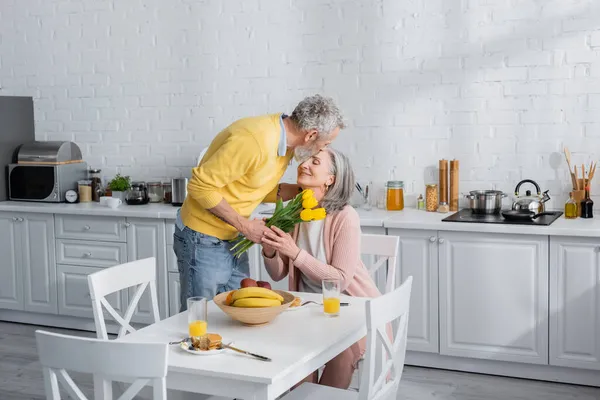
240, 218, 269, 244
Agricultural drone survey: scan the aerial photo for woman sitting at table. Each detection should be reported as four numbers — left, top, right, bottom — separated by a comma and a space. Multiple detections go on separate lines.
261, 147, 381, 390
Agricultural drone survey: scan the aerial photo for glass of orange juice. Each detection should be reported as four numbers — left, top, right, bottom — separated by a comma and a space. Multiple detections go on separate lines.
187, 297, 207, 338
322, 279, 341, 317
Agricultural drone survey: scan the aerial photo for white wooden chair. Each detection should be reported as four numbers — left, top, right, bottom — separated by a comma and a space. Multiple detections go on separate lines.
282, 276, 413, 400
87, 258, 161, 398
36, 330, 168, 400
87, 257, 160, 340
361, 234, 399, 295
347, 234, 400, 391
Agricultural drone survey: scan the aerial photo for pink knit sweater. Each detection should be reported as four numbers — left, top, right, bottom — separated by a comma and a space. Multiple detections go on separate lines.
263, 205, 382, 373
263, 205, 381, 299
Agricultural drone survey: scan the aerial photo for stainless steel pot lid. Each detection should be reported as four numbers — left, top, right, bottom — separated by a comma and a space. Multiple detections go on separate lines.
468, 190, 504, 197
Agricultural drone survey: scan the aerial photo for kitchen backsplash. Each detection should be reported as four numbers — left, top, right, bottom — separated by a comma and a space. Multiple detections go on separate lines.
1, 0, 599, 208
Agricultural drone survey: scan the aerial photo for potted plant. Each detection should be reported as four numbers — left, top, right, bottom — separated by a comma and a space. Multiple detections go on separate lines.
107, 173, 131, 201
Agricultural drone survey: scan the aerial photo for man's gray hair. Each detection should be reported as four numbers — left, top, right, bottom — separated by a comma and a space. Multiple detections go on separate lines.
320, 148, 355, 213
290, 94, 345, 138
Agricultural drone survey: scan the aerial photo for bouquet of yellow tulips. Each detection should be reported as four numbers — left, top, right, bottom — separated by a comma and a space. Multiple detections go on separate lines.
231, 189, 326, 258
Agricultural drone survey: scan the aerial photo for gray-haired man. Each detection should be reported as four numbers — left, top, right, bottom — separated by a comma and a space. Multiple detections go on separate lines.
174, 95, 345, 310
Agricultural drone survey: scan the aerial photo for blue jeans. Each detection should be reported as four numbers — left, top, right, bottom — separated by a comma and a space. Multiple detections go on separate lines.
173, 225, 249, 312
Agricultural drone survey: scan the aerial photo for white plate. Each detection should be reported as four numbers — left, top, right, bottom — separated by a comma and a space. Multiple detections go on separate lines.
179, 340, 232, 356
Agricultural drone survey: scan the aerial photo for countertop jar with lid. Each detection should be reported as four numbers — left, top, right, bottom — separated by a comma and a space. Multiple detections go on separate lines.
88, 169, 103, 202
162, 181, 172, 204
386, 181, 404, 211
426, 184, 438, 212
148, 182, 163, 203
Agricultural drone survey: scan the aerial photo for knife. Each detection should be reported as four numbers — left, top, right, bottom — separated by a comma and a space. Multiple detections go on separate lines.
221, 343, 271, 362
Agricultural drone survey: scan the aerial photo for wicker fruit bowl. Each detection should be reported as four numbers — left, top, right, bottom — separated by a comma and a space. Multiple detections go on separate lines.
214, 289, 295, 326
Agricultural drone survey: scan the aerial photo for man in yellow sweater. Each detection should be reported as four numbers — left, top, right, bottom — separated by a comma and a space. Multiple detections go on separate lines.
174, 95, 344, 310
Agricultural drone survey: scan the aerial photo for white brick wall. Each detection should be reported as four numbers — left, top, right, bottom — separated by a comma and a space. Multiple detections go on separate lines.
1, 0, 600, 209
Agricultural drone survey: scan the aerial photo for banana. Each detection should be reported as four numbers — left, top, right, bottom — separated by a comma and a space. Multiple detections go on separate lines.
231, 287, 284, 303
232, 298, 282, 308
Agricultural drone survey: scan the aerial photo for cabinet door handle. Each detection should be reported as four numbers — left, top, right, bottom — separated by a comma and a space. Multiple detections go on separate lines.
83, 225, 91, 230
12, 217, 18, 222
124, 222, 131, 228
83, 252, 92, 257
429, 236, 436, 243
438, 238, 445, 244
18, 217, 23, 222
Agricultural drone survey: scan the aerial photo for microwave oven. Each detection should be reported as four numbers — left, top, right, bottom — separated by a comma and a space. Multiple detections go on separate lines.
8, 163, 88, 202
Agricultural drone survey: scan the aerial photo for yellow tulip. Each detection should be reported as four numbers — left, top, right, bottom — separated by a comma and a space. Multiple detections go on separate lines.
302, 196, 318, 209
300, 209, 314, 221
302, 189, 314, 200
311, 208, 327, 220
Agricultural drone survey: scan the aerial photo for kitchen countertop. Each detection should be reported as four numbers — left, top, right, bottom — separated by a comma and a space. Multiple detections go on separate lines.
1, 201, 600, 237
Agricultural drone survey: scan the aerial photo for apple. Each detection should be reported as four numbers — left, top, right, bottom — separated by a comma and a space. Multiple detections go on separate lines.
240, 278, 258, 288
256, 281, 272, 290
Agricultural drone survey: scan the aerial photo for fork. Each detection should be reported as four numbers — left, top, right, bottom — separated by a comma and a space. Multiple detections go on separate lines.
300, 300, 349, 307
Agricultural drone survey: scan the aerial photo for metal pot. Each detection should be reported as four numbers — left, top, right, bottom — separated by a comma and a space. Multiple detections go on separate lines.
511, 179, 550, 213
465, 190, 506, 214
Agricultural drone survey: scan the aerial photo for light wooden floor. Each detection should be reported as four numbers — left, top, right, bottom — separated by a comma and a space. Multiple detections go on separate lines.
1, 321, 600, 400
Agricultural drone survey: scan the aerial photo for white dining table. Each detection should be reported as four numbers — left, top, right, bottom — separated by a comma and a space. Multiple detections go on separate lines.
119, 292, 367, 400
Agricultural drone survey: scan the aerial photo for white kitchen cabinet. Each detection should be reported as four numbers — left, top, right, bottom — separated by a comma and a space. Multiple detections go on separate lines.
0, 212, 56, 313
387, 228, 439, 353
168, 272, 181, 317
439, 231, 548, 365
126, 218, 167, 323
20, 213, 57, 314
550, 236, 600, 370
57, 264, 126, 319
0, 213, 23, 310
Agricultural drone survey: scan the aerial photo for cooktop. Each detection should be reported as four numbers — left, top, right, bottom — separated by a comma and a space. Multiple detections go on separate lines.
442, 209, 563, 226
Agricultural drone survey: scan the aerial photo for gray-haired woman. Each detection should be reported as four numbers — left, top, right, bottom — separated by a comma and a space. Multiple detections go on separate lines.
261, 148, 381, 389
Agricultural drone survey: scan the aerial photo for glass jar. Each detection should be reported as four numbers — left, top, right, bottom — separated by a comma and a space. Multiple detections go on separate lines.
148, 182, 163, 203
437, 201, 449, 213
425, 184, 438, 212
386, 181, 404, 211
78, 180, 92, 203
88, 169, 103, 202
162, 181, 172, 204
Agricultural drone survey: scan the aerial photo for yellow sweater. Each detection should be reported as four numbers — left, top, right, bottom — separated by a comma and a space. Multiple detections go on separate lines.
180, 113, 293, 240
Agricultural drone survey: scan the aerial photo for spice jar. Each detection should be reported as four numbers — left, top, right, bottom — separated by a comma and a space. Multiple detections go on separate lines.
437, 202, 450, 213
78, 180, 92, 203
386, 181, 404, 211
425, 184, 438, 212
162, 181, 172, 204
148, 182, 163, 203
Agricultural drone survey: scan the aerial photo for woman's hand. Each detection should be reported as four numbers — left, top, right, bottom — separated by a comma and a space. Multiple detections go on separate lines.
262, 226, 301, 260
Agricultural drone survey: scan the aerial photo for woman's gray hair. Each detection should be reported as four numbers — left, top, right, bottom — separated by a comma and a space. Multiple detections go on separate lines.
290, 94, 345, 139
320, 148, 355, 213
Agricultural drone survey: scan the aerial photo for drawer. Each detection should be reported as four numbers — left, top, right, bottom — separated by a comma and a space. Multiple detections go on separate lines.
57, 239, 126, 268
57, 264, 126, 319
56, 215, 126, 242
165, 220, 175, 245
167, 245, 177, 272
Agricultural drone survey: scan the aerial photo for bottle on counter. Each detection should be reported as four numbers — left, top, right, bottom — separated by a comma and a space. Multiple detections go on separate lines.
581, 186, 594, 219
565, 192, 578, 219
417, 194, 425, 210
